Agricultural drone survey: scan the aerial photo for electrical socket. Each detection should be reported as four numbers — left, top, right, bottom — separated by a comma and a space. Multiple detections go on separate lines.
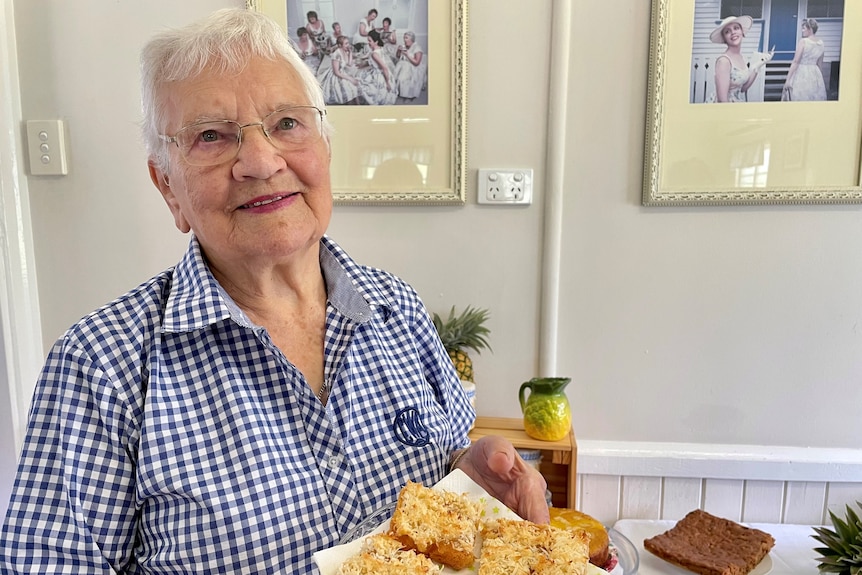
477, 169, 533, 205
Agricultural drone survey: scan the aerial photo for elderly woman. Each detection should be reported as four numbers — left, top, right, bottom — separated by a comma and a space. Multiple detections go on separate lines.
394, 30, 427, 102
0, 8, 547, 574
707, 15, 771, 103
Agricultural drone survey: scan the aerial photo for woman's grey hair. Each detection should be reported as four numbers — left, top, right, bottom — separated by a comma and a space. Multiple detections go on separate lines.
141, 8, 331, 171
403, 31, 416, 42
803, 18, 819, 34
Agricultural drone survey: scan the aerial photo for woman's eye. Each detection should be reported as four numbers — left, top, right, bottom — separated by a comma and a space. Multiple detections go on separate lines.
200, 129, 220, 143
276, 117, 298, 131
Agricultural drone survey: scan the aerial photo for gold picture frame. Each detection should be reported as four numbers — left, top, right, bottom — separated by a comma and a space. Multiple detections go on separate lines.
643, 0, 862, 206
247, 0, 467, 205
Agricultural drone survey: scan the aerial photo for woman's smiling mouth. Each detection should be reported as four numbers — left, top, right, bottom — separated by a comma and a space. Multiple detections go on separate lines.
239, 193, 297, 209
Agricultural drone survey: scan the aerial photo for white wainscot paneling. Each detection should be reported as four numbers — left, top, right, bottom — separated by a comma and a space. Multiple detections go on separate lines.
784, 481, 828, 525
742, 480, 785, 523
577, 474, 620, 526
661, 477, 702, 520
620, 476, 661, 520
703, 478, 744, 520
826, 483, 862, 524
575, 441, 862, 525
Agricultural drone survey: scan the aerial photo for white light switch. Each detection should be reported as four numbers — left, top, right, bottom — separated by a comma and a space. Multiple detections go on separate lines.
26, 120, 68, 176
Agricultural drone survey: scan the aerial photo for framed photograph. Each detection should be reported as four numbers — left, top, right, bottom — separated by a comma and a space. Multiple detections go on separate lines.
247, 0, 467, 205
643, 0, 862, 206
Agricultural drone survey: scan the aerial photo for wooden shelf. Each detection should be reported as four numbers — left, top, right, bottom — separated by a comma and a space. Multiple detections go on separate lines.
468, 416, 578, 508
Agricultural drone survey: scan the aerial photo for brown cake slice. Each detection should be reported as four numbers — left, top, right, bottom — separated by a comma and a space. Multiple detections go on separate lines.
643, 509, 775, 575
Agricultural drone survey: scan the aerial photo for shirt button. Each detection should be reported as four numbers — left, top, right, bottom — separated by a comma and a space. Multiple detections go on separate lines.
328, 455, 341, 467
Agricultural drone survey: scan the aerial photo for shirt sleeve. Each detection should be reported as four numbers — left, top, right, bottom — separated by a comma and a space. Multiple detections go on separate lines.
0, 335, 140, 573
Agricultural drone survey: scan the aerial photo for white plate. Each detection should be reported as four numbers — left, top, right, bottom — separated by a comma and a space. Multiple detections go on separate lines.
314, 470, 634, 575
314, 469, 522, 575
752, 554, 774, 575
640, 550, 772, 575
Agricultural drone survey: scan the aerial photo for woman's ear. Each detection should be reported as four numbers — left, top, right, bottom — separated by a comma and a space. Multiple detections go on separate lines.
148, 161, 191, 233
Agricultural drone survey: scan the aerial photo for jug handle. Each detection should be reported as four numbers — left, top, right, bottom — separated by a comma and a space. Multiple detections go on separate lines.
518, 381, 532, 413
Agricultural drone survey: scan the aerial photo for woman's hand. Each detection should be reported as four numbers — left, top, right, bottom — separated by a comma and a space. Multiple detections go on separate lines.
453, 435, 550, 524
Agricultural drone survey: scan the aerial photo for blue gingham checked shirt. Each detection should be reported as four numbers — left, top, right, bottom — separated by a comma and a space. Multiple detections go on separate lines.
0, 235, 474, 574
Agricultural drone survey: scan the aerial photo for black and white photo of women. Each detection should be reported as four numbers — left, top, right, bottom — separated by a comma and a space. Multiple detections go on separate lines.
287, 0, 429, 106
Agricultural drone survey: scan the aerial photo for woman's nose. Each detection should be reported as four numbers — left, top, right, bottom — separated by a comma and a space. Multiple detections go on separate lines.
231, 125, 286, 180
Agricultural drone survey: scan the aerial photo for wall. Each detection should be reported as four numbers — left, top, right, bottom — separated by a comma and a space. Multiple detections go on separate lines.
557, 1, 862, 451
6, 0, 862, 520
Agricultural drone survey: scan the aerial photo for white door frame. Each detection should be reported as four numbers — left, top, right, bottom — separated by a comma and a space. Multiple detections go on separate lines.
0, 0, 45, 452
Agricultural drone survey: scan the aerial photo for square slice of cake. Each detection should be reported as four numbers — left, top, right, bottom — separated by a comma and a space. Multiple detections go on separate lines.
643, 509, 775, 575
388, 480, 482, 570
338, 533, 441, 575
478, 517, 590, 575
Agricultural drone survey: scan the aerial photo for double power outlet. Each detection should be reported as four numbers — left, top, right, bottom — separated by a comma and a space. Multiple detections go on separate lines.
477, 169, 533, 205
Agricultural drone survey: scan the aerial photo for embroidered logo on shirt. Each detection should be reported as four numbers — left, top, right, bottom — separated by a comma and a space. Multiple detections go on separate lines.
393, 407, 430, 447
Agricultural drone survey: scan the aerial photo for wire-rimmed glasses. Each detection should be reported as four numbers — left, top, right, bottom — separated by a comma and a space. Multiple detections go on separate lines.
159, 105, 326, 167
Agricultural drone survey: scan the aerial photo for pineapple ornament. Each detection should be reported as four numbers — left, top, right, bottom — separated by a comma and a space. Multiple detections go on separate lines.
432, 305, 492, 402
812, 500, 862, 575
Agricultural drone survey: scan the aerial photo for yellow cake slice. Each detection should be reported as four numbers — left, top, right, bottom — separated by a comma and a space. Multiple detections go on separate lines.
479, 517, 590, 575
388, 480, 482, 570
337, 533, 442, 574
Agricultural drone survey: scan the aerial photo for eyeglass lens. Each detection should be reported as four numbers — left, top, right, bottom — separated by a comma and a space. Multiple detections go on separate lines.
173, 106, 322, 166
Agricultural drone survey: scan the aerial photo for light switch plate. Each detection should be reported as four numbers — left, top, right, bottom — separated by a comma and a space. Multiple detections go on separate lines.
26, 120, 68, 176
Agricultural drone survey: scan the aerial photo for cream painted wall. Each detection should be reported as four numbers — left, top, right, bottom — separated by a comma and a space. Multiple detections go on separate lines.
558, 2, 862, 450
10, 0, 862, 461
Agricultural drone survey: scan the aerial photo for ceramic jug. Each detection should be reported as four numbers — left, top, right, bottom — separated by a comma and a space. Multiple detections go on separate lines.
518, 377, 572, 441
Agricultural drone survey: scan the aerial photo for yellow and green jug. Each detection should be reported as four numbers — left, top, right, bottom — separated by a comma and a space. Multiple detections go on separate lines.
518, 377, 572, 441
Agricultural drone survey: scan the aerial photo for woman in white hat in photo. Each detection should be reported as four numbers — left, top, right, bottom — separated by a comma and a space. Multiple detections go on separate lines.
707, 15, 771, 102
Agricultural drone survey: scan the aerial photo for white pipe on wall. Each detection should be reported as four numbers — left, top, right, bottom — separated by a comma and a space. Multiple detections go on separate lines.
539, 0, 571, 377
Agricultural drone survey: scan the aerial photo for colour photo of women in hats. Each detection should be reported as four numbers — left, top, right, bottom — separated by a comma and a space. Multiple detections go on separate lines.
689, 0, 843, 104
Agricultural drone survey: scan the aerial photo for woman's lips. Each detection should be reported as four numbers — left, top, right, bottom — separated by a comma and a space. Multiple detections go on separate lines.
238, 193, 298, 210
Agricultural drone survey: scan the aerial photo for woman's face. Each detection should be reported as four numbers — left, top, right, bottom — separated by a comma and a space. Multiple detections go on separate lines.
722, 22, 744, 45
404, 35, 414, 48
333, 24, 342, 36
308, 15, 317, 24
150, 56, 332, 272
383, 21, 391, 30
802, 23, 811, 37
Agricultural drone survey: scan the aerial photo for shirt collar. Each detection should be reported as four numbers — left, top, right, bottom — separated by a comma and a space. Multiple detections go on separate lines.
162, 235, 391, 333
